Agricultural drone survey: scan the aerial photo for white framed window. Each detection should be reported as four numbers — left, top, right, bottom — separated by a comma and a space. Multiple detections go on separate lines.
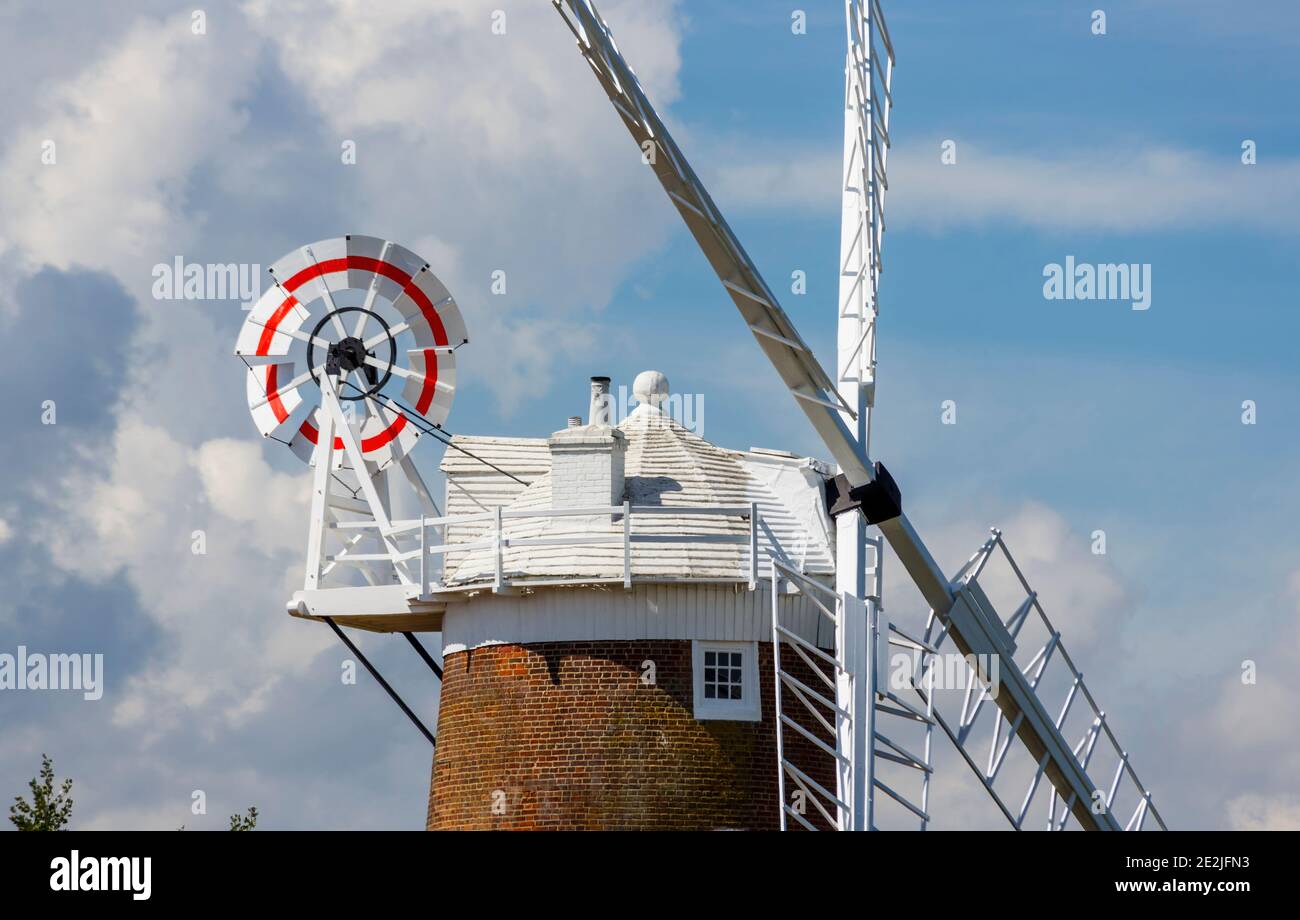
692, 640, 760, 721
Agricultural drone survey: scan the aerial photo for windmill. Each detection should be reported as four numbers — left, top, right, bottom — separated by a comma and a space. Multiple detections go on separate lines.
233, 4, 1166, 832
551, 0, 1166, 831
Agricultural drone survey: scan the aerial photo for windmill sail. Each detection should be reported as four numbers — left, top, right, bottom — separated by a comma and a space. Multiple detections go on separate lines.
836, 0, 897, 829
554, 0, 1163, 830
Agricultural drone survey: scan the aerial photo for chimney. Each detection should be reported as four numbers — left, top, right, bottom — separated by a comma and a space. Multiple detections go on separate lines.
589, 376, 612, 426
549, 376, 625, 522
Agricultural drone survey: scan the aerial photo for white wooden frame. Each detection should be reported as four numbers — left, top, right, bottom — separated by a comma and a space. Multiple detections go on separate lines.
692, 640, 761, 722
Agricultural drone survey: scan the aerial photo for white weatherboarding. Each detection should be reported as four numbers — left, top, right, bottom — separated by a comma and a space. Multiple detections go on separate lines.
236, 2, 1166, 831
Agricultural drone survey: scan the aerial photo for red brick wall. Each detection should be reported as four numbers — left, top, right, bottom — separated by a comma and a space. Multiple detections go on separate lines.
427, 639, 836, 830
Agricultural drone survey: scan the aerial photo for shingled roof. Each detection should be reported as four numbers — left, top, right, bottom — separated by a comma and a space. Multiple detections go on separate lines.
438, 403, 835, 588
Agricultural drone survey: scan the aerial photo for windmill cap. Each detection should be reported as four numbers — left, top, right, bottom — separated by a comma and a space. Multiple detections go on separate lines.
633, 370, 670, 408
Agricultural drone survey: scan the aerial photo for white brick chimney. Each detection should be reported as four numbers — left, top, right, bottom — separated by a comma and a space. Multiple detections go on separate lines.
549, 377, 626, 519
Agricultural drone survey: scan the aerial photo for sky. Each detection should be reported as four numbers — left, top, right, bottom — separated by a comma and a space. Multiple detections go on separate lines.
1, 0, 1297, 830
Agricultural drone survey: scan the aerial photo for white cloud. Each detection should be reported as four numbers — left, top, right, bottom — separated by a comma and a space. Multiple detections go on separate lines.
37, 419, 326, 735
886, 499, 1132, 651
706, 147, 837, 215
241, 0, 684, 409
1183, 567, 1300, 826
1225, 793, 1300, 831
986, 502, 1128, 648
1203, 569, 1300, 751
891, 144, 1300, 234
0, 10, 267, 450
1207, 678, 1295, 750
40, 419, 195, 584
2, 0, 689, 822
706, 140, 1300, 234
0, 1, 183, 139
194, 438, 309, 556
0, 11, 259, 292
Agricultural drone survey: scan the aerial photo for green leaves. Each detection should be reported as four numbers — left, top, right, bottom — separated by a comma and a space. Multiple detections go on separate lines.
9, 754, 73, 831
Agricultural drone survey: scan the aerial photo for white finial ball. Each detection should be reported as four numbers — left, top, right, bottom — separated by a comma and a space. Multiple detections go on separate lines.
633, 370, 670, 408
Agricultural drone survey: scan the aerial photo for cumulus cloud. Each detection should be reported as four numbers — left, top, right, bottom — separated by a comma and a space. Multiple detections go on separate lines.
1195, 568, 1300, 824
194, 438, 310, 556
241, 0, 683, 410
36, 418, 322, 734
11, 0, 686, 722
0, 0, 688, 827
0, 1, 183, 133
885, 499, 1133, 652
1208, 679, 1295, 750
1225, 794, 1300, 831
0, 10, 260, 286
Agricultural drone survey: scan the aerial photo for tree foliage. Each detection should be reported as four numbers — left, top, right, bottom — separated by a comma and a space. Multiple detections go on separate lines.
9, 754, 73, 831
229, 806, 258, 831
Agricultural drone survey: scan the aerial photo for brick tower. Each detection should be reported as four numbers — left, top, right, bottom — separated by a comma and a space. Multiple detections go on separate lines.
426, 372, 838, 830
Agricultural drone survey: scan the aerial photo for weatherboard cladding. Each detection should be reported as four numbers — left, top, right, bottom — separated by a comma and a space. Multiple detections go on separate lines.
439, 584, 837, 654
438, 404, 835, 587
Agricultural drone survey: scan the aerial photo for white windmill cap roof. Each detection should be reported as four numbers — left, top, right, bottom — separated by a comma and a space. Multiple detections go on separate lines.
438, 399, 835, 588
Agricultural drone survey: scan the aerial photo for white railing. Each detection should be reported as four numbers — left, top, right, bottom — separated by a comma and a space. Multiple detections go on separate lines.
327, 502, 762, 597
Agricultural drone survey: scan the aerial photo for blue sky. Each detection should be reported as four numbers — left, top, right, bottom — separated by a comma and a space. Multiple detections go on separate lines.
1, 0, 1297, 830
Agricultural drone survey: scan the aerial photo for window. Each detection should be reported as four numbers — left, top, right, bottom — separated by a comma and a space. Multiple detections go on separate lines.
703, 648, 744, 701
693, 641, 760, 721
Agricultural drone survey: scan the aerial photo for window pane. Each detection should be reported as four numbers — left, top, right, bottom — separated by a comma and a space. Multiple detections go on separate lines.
697, 646, 753, 712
